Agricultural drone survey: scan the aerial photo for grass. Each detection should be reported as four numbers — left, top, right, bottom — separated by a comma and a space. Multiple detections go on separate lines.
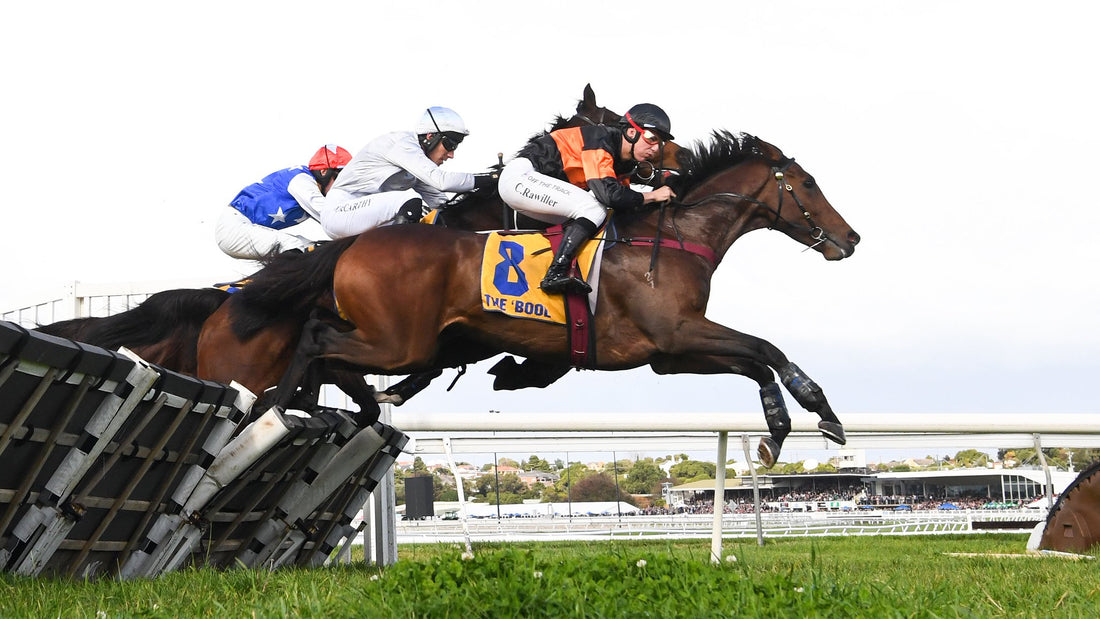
1, 535, 1098, 617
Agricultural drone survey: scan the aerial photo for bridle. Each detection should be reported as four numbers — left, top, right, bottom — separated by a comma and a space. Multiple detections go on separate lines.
675, 156, 830, 252
618, 155, 835, 284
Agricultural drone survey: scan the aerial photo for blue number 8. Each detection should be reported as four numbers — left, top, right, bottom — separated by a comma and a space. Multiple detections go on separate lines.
493, 241, 529, 296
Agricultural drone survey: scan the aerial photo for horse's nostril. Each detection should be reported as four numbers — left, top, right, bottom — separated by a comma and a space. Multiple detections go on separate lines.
848, 231, 861, 245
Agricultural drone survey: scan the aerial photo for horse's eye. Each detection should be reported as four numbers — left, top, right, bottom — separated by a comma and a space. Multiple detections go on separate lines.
803, 177, 816, 189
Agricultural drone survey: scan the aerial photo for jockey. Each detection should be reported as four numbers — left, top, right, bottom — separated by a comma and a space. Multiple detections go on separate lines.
216, 144, 352, 260
320, 107, 497, 238
498, 103, 677, 294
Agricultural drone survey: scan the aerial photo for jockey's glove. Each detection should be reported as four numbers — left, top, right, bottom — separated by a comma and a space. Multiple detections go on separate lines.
473, 172, 499, 191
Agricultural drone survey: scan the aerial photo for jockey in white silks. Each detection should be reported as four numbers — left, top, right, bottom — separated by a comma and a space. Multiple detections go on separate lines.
320, 107, 497, 237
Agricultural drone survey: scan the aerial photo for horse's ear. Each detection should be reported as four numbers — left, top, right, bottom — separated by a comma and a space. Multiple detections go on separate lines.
581, 83, 597, 110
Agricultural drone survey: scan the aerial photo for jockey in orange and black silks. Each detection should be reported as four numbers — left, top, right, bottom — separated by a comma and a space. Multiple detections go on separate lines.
499, 103, 677, 295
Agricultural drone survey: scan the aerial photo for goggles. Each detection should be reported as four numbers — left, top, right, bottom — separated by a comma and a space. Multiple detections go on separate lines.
439, 131, 465, 152
625, 113, 664, 146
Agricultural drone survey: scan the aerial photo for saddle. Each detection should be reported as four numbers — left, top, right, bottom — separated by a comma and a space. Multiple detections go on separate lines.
479, 225, 601, 367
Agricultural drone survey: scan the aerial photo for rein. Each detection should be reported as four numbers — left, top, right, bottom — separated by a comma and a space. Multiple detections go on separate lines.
610, 204, 719, 287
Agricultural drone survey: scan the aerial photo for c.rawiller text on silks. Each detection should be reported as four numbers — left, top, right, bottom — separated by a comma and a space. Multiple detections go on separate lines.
479, 231, 599, 325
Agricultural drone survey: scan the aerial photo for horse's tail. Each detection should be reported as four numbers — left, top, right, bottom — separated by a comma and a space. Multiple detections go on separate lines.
232, 237, 358, 338
41, 287, 231, 351
36, 316, 104, 341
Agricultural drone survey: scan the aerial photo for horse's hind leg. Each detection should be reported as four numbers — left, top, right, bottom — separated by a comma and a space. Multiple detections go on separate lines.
665, 322, 846, 447
375, 370, 443, 406
487, 356, 571, 391
778, 363, 845, 446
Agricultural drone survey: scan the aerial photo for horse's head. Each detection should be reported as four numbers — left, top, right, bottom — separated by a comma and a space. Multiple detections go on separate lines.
675, 132, 860, 261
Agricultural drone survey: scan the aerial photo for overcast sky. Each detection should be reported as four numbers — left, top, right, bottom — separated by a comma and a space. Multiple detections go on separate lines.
3, 2, 1098, 463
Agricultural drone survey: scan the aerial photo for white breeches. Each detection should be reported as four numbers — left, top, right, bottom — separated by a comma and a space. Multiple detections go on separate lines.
215, 207, 315, 260
321, 187, 423, 239
498, 158, 607, 226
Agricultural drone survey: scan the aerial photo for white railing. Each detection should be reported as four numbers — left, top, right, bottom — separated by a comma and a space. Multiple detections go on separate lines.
394, 509, 1043, 543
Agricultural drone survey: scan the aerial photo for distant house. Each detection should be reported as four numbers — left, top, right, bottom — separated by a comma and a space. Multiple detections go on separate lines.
517, 470, 560, 488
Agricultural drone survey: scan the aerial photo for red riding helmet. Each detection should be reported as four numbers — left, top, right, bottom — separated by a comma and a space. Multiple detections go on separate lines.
308, 144, 353, 170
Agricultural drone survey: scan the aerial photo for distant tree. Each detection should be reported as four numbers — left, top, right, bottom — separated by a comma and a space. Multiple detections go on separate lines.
412, 457, 430, 475
497, 457, 520, 469
670, 460, 715, 482
571, 473, 635, 505
777, 462, 805, 474
527, 481, 546, 500
954, 449, 990, 468
523, 455, 552, 472
623, 459, 663, 494
1007, 447, 1096, 471
602, 458, 634, 478
555, 462, 593, 489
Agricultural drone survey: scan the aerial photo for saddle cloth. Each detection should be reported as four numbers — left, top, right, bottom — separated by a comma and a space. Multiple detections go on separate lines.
479, 231, 602, 325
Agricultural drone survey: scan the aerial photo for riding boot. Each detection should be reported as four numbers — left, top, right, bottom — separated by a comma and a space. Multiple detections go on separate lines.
392, 198, 425, 225
540, 219, 597, 295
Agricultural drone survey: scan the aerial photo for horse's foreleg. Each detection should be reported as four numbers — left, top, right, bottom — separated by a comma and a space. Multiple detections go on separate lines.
778, 363, 845, 445
660, 321, 846, 448
327, 367, 381, 425
757, 382, 791, 468
650, 354, 790, 467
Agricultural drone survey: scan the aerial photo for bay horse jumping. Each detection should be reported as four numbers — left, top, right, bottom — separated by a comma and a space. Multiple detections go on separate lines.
236, 131, 859, 466
195, 85, 682, 411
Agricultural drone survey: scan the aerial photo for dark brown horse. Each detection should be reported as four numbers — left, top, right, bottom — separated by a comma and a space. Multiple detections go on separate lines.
229, 132, 859, 466
34, 287, 229, 374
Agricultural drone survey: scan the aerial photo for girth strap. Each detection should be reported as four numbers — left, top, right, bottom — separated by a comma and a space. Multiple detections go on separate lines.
545, 226, 595, 369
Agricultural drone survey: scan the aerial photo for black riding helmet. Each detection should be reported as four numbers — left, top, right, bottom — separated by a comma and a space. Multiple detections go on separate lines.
620, 103, 674, 141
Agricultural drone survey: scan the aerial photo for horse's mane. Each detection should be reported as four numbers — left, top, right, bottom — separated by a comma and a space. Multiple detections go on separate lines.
231, 236, 358, 338
513, 114, 576, 158
670, 131, 760, 196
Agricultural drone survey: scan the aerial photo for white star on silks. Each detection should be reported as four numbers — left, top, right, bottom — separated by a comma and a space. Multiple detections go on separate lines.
293, 213, 310, 224
268, 207, 288, 224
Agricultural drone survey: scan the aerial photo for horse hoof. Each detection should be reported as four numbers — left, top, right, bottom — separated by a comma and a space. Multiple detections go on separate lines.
818, 421, 846, 445
373, 391, 404, 406
757, 437, 781, 468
